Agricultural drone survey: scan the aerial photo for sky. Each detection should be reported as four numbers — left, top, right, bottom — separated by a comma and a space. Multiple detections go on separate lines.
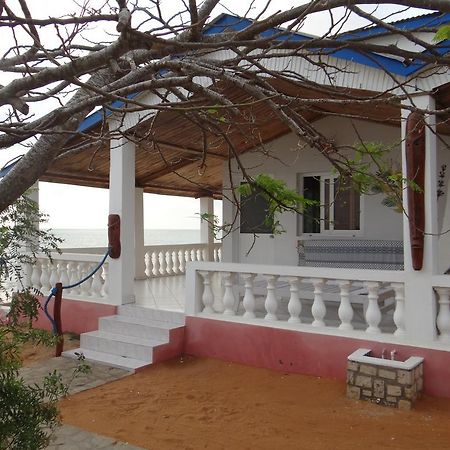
0, 1, 425, 229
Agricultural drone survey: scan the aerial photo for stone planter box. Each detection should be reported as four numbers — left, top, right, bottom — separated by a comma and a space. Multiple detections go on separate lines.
347, 348, 424, 410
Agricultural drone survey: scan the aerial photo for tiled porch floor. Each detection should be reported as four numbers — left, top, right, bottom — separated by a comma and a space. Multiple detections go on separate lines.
134, 275, 185, 311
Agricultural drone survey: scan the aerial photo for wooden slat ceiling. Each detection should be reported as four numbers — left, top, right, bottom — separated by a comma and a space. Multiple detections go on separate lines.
41, 78, 449, 197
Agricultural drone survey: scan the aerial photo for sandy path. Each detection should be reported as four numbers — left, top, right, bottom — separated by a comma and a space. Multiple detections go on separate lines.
60, 356, 450, 450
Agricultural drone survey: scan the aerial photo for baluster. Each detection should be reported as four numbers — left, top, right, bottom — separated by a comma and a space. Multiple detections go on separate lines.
338, 280, 353, 331
391, 282, 406, 337
179, 250, 186, 274
436, 287, 450, 342
153, 251, 160, 277
199, 271, 214, 313
264, 274, 279, 321
22, 263, 33, 289
171, 251, 179, 275
311, 278, 326, 327
31, 262, 42, 290
80, 263, 92, 296
40, 262, 51, 293
144, 252, 151, 278
165, 251, 173, 275
364, 281, 381, 334
242, 273, 256, 318
67, 262, 80, 295
287, 276, 301, 323
91, 265, 103, 297
222, 272, 236, 315
59, 261, 70, 288
218, 248, 222, 262
159, 251, 166, 276
102, 264, 109, 297
49, 262, 59, 289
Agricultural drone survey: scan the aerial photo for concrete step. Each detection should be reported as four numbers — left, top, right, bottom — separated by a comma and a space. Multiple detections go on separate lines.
80, 330, 162, 361
62, 348, 150, 371
118, 305, 185, 325
98, 315, 182, 341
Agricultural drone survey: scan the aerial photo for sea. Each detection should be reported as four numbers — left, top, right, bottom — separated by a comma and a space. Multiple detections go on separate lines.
51, 228, 201, 248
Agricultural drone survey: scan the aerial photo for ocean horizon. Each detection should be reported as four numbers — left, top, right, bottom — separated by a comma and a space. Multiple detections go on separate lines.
50, 228, 201, 248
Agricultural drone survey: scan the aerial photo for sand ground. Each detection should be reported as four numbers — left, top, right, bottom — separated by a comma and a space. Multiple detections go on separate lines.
58, 356, 450, 450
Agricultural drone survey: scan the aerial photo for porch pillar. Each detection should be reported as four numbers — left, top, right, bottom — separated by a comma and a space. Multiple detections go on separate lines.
401, 94, 438, 343
23, 182, 39, 288
108, 136, 136, 305
200, 197, 214, 261
134, 188, 147, 279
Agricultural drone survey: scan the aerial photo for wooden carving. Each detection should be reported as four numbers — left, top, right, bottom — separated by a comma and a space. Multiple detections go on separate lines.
405, 111, 426, 271
108, 214, 121, 259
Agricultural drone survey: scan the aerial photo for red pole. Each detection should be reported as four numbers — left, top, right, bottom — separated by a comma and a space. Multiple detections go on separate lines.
54, 282, 64, 357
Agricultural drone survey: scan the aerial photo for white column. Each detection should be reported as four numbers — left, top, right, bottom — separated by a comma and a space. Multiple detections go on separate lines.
134, 187, 146, 279
108, 135, 136, 305
200, 197, 214, 261
401, 94, 438, 343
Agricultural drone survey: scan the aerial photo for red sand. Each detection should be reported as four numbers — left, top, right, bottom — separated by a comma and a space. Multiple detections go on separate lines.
60, 356, 450, 450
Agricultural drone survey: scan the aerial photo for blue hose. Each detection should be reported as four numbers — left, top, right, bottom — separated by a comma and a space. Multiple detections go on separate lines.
43, 249, 110, 334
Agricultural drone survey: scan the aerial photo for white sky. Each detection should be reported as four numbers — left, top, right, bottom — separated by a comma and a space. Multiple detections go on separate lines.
0, 1, 425, 229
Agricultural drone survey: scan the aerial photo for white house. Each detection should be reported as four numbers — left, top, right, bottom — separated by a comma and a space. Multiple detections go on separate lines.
17, 12, 450, 398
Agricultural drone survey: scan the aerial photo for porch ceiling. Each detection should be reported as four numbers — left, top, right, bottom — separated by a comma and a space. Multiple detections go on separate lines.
39, 79, 448, 198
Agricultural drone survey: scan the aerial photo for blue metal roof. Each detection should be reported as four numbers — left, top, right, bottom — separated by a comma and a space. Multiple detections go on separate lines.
0, 155, 23, 178
78, 11, 450, 133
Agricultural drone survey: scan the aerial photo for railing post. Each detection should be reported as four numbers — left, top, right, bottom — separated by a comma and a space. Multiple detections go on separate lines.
338, 280, 353, 331
311, 278, 326, 327
364, 281, 381, 334
391, 282, 406, 337
242, 273, 256, 319
286, 276, 301, 323
436, 287, 450, 342
264, 274, 279, 321
54, 282, 64, 357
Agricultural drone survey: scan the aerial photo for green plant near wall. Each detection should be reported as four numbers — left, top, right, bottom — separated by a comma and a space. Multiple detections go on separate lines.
0, 193, 88, 450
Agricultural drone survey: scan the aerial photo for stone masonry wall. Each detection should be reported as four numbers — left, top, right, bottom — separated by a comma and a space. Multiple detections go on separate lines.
347, 360, 424, 410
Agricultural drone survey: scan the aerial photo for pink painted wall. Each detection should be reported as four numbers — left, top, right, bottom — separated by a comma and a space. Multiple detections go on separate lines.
184, 317, 450, 399
34, 296, 116, 335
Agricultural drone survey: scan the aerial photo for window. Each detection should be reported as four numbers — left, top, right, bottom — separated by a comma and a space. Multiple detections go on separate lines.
301, 174, 360, 233
240, 186, 273, 234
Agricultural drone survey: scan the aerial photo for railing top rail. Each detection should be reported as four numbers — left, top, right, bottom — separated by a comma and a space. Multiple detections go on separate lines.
35, 252, 109, 263
143, 243, 220, 251
187, 261, 407, 283
432, 274, 450, 288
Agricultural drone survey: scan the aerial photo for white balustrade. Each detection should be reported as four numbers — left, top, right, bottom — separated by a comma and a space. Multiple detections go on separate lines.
27, 253, 110, 301
186, 261, 420, 341
143, 243, 222, 278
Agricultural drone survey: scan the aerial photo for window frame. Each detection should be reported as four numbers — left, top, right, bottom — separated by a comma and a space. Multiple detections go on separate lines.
297, 172, 364, 237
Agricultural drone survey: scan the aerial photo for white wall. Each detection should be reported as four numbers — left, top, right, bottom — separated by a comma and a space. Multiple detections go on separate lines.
438, 136, 450, 273
222, 116, 404, 266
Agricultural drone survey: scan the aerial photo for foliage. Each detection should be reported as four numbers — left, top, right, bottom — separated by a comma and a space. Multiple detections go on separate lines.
434, 25, 450, 42
343, 141, 422, 212
0, 191, 62, 297
239, 174, 318, 234
0, 195, 88, 450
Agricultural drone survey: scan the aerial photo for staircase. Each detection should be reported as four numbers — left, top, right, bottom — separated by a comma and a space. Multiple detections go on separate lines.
63, 305, 185, 371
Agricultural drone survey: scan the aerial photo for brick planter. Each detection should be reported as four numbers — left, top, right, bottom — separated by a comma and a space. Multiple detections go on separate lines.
347, 348, 424, 410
